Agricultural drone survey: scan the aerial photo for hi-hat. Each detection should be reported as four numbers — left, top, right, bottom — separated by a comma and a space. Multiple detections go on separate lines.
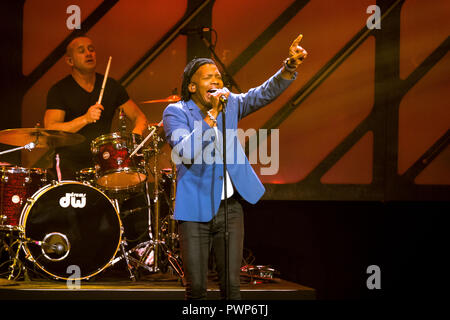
141, 94, 181, 104
0, 128, 85, 148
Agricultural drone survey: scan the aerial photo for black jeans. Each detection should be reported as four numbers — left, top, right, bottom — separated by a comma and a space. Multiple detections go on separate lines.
178, 198, 244, 300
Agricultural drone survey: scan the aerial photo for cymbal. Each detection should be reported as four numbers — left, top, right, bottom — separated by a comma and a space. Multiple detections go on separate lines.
141, 94, 181, 104
0, 128, 85, 148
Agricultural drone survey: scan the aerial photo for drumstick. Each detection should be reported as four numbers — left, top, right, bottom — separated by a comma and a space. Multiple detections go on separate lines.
97, 56, 112, 105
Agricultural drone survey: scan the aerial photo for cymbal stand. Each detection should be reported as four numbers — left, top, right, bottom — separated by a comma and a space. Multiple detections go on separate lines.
133, 127, 169, 274
0, 141, 36, 156
109, 199, 136, 281
146, 135, 162, 272
129, 121, 163, 158
161, 164, 178, 254
118, 239, 136, 281
1, 230, 28, 281
0, 125, 40, 157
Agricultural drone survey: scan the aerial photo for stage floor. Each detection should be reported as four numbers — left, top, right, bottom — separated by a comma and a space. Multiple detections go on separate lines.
0, 272, 315, 300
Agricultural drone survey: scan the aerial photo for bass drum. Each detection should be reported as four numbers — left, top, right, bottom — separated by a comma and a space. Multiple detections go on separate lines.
19, 181, 122, 280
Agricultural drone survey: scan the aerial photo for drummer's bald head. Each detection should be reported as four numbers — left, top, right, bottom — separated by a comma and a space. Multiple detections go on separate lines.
64, 35, 96, 71
65, 35, 92, 57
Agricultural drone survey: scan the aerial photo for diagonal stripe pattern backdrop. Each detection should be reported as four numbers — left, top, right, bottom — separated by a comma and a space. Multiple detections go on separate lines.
9, 0, 449, 201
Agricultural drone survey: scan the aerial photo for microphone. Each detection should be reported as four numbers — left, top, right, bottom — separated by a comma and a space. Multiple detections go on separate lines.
33, 241, 65, 255
180, 27, 211, 35
53, 243, 65, 255
208, 88, 229, 106
219, 95, 228, 104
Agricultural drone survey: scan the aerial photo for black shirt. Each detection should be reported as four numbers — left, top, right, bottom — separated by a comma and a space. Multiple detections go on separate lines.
46, 73, 129, 175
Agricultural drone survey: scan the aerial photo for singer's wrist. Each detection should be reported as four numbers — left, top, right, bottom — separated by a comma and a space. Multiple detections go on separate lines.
283, 58, 297, 73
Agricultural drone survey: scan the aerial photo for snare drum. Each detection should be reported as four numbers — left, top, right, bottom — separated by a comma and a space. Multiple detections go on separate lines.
91, 132, 147, 192
19, 181, 122, 280
0, 166, 47, 230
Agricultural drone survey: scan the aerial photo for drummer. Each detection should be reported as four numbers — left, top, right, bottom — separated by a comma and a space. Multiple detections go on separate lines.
44, 35, 148, 180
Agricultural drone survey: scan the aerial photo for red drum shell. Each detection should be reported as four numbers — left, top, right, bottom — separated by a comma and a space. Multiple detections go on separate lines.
91, 132, 146, 191
0, 166, 47, 229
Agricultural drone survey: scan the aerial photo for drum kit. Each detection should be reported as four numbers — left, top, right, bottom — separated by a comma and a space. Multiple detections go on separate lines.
0, 98, 184, 283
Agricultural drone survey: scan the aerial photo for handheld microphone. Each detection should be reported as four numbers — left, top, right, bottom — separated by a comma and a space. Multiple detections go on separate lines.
209, 88, 229, 105
219, 87, 230, 107
219, 95, 228, 104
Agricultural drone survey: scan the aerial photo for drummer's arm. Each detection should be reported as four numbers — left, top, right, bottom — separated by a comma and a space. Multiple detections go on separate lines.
44, 103, 103, 133
44, 109, 87, 133
120, 99, 148, 135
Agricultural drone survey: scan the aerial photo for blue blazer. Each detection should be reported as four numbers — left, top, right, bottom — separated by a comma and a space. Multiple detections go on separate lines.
163, 69, 295, 222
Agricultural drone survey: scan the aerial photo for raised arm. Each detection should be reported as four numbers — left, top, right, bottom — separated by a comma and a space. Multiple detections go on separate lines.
235, 33, 308, 119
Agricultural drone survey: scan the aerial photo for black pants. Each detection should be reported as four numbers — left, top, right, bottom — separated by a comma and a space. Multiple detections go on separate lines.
178, 198, 244, 300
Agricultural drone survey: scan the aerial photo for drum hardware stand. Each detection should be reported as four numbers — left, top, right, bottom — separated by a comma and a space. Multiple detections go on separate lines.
109, 236, 138, 282
116, 125, 184, 282
0, 123, 41, 156
125, 135, 164, 274
111, 237, 184, 282
110, 198, 136, 281
151, 140, 161, 272
118, 237, 136, 281
127, 122, 164, 272
129, 121, 163, 158
169, 161, 178, 253
160, 163, 178, 254
0, 141, 36, 156
109, 182, 155, 280
2, 231, 31, 281
140, 154, 184, 281
8, 236, 23, 280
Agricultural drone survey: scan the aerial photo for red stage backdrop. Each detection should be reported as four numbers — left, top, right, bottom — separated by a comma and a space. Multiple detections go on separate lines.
13, 0, 450, 200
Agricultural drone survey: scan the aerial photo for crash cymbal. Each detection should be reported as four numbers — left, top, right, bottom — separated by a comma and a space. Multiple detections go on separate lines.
0, 128, 85, 148
141, 94, 181, 104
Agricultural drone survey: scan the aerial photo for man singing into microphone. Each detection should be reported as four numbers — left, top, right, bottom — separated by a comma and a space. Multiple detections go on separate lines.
163, 34, 307, 299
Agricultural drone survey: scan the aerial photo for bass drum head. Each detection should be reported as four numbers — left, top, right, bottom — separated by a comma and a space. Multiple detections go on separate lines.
20, 181, 122, 280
